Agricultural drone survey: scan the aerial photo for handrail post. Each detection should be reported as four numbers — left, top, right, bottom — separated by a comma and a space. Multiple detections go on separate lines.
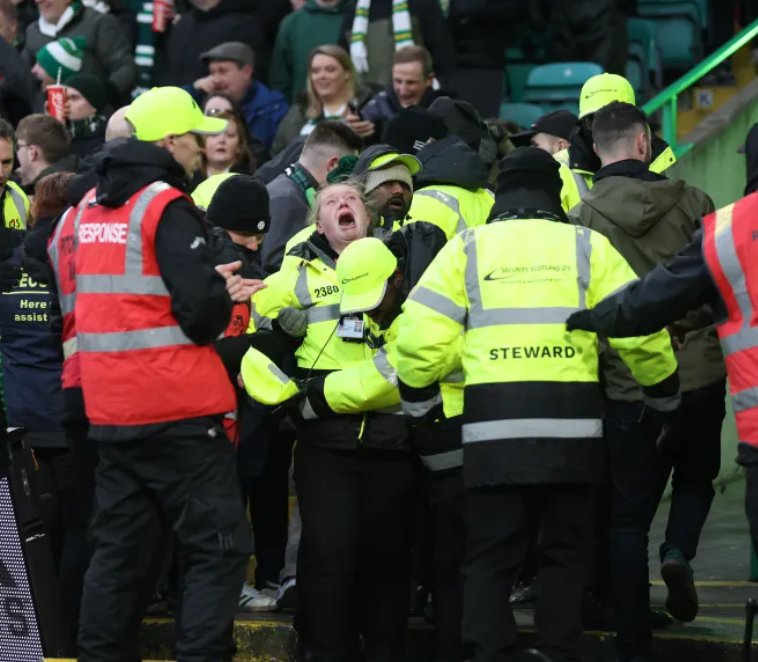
662, 96, 678, 147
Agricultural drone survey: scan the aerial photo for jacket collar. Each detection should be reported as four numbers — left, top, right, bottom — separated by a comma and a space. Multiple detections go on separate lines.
593, 159, 665, 184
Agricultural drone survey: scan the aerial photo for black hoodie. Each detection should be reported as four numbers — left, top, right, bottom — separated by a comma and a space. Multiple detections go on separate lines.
414, 135, 490, 191
156, 0, 270, 87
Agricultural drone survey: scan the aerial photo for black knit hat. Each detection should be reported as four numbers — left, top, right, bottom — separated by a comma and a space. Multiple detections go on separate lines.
206, 175, 271, 233
489, 146, 566, 221
66, 73, 108, 113
382, 107, 448, 155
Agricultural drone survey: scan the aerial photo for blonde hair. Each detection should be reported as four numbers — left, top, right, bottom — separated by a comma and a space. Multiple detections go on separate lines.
306, 45, 356, 121
308, 179, 380, 231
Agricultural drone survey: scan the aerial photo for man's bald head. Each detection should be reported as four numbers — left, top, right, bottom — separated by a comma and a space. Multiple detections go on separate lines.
105, 106, 134, 142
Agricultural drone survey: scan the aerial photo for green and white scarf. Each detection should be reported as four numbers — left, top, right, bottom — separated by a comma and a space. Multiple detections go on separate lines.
350, 0, 414, 74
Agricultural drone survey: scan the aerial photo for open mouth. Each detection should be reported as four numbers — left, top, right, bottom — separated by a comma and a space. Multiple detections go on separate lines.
337, 208, 356, 228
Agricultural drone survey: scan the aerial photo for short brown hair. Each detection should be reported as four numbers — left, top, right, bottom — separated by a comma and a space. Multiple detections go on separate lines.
302, 120, 362, 162
16, 115, 71, 165
31, 172, 75, 225
0, 118, 14, 145
393, 46, 433, 78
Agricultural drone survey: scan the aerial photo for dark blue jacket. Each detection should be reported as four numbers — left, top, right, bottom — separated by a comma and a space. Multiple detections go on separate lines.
0, 244, 65, 446
238, 80, 289, 151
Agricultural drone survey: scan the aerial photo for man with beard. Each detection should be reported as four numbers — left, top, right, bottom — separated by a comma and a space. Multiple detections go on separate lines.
351, 144, 421, 236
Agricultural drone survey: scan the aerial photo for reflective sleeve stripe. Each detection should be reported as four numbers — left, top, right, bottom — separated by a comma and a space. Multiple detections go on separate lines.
572, 171, 590, 199
401, 391, 442, 418
420, 449, 463, 471
8, 185, 28, 226
301, 396, 318, 420
408, 285, 466, 324
463, 226, 592, 329
415, 189, 467, 235
294, 264, 313, 307
47, 207, 71, 273
642, 392, 681, 413
442, 368, 464, 384
77, 273, 168, 295
732, 386, 758, 413
722, 326, 758, 356
307, 304, 341, 324
373, 347, 398, 386
251, 302, 273, 331
268, 362, 291, 386
462, 418, 602, 443
77, 326, 192, 352
63, 336, 78, 359
59, 292, 77, 315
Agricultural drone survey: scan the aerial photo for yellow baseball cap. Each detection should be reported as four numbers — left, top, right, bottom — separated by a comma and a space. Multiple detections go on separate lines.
239, 347, 300, 406
578, 74, 636, 119
126, 86, 228, 142
191, 172, 238, 211
338, 238, 398, 314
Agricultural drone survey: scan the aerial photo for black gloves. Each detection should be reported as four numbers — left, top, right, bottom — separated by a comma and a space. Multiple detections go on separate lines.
565, 308, 595, 332
0, 261, 21, 293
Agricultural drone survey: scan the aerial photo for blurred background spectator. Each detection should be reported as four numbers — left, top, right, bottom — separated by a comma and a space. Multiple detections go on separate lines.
64, 72, 108, 157
15, 113, 78, 192
269, 0, 352, 105
190, 109, 257, 188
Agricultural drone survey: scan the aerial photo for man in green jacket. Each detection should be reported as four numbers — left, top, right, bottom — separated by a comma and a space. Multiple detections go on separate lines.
569, 101, 725, 662
269, 0, 353, 104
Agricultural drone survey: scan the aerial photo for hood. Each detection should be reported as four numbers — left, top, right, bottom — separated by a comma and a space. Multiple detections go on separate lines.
304, 0, 351, 12
89, 138, 187, 207
414, 136, 490, 191
199, 0, 259, 19
583, 175, 688, 238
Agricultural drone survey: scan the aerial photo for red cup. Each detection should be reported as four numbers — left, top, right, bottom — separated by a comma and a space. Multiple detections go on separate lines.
47, 84, 67, 123
153, 0, 169, 32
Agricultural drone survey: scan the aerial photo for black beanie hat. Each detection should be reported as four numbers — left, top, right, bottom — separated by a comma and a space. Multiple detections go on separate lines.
489, 146, 566, 221
382, 106, 448, 155
206, 175, 271, 233
65, 73, 108, 113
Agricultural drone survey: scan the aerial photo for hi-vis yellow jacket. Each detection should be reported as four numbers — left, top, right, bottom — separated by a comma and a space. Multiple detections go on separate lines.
406, 186, 495, 240
396, 212, 679, 488
3, 182, 30, 229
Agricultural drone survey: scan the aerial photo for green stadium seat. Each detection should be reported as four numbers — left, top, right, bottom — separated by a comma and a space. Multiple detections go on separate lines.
505, 48, 539, 104
637, 1, 704, 69
628, 17, 663, 96
499, 102, 546, 129
523, 62, 603, 110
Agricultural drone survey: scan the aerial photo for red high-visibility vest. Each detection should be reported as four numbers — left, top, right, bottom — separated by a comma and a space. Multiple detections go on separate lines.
74, 180, 236, 427
47, 199, 90, 390
702, 193, 758, 446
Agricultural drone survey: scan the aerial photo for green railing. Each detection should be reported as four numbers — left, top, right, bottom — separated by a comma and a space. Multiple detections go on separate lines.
642, 16, 758, 157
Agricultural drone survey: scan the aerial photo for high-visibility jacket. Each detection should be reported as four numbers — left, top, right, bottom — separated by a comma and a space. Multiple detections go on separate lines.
702, 196, 758, 447
74, 181, 236, 428
557, 145, 677, 214
406, 185, 495, 240
3, 181, 30, 230
396, 212, 679, 487
47, 199, 91, 390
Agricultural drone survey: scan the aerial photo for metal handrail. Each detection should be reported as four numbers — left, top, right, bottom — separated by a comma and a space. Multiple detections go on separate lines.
642, 16, 758, 154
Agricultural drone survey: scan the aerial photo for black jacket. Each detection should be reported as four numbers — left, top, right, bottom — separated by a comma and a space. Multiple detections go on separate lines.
362, 85, 444, 142
156, 0, 270, 87
415, 135, 491, 191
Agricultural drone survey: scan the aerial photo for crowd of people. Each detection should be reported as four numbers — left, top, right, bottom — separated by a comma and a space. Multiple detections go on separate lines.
2, 2, 758, 662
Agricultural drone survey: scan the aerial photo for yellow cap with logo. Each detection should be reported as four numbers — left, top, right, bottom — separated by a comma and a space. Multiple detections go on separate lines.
126, 86, 228, 142
338, 238, 398, 314
240, 347, 301, 406
578, 74, 636, 119
191, 172, 239, 211
369, 152, 421, 175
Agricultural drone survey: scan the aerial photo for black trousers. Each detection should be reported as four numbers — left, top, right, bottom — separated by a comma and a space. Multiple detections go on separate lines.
78, 419, 252, 662
294, 444, 416, 662
463, 484, 592, 662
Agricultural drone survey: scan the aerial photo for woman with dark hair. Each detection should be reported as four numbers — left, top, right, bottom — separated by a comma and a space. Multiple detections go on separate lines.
0, 171, 93, 654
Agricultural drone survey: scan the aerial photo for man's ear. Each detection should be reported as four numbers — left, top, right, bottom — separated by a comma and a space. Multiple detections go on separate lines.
592, 142, 599, 157
243, 63, 254, 79
326, 155, 340, 172
557, 137, 569, 152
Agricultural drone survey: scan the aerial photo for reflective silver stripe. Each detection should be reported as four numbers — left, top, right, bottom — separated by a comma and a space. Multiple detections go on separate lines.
575, 227, 592, 310
420, 449, 463, 471
47, 207, 71, 274
294, 264, 313, 307
710, 204, 758, 357
301, 396, 318, 420
49, 202, 90, 315
307, 304, 341, 324
224, 410, 238, 420
442, 368, 464, 384
415, 189, 467, 234
732, 386, 758, 413
8, 185, 27, 226
77, 273, 168, 295
409, 285, 466, 324
642, 392, 681, 413
401, 392, 442, 418
373, 348, 397, 386
572, 171, 590, 199
268, 362, 291, 386
251, 302, 273, 331
77, 326, 192, 352
62, 336, 78, 359
59, 292, 76, 315
462, 418, 603, 443
463, 225, 591, 329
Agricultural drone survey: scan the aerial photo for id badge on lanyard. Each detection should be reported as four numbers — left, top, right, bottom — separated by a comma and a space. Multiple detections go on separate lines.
337, 314, 365, 343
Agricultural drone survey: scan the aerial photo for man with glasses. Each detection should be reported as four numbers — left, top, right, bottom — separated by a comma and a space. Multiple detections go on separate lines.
0, 118, 29, 231
15, 114, 78, 193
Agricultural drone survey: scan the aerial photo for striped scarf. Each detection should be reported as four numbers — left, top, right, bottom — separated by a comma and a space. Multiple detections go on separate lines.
350, 0, 415, 57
